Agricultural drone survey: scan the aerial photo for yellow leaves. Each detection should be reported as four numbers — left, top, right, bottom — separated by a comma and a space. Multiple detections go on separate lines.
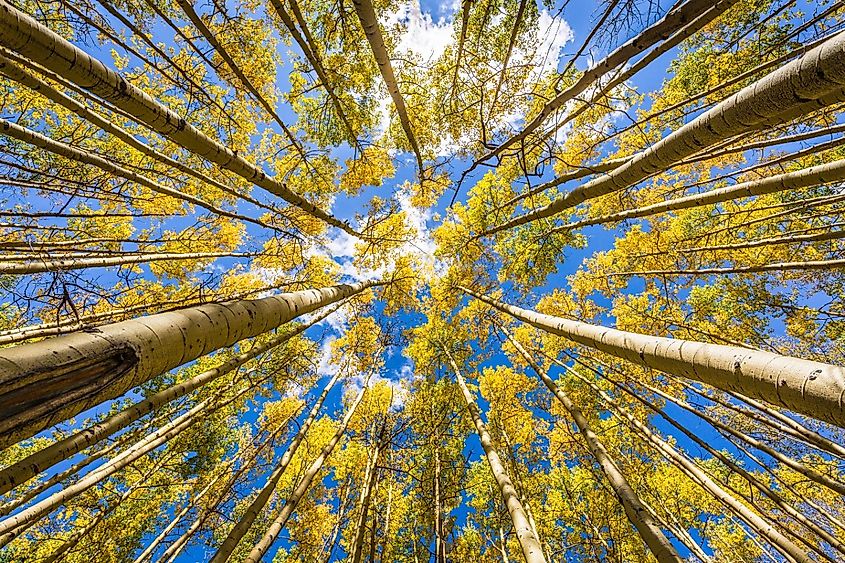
331, 316, 383, 374
340, 146, 395, 195
260, 396, 305, 432
478, 365, 538, 449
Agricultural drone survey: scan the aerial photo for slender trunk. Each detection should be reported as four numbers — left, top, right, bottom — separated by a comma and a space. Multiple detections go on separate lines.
41, 449, 174, 563
611, 374, 845, 560
0, 376, 260, 546
673, 376, 845, 460
502, 327, 680, 562
445, 350, 547, 563
0, 51, 273, 213
350, 0, 423, 172
639, 498, 713, 563
132, 469, 226, 563
557, 158, 845, 232
0, 416, 155, 518
242, 384, 368, 562
0, 301, 340, 495
379, 478, 394, 562
644, 227, 845, 255
434, 441, 446, 563
209, 370, 343, 562
0, 118, 279, 233
351, 446, 380, 563
469, 0, 722, 173
728, 391, 845, 460
461, 287, 845, 428
481, 30, 845, 236
639, 379, 845, 497
564, 363, 812, 563
0, 281, 374, 447
0, 250, 253, 275
158, 420, 290, 563
607, 258, 845, 277
0, 0, 358, 236
499, 524, 511, 563
269, 0, 358, 145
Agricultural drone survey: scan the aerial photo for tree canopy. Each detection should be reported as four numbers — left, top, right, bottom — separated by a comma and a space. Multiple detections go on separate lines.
1, 0, 845, 561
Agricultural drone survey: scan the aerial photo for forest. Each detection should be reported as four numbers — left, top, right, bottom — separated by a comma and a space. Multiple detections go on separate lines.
0, 0, 844, 561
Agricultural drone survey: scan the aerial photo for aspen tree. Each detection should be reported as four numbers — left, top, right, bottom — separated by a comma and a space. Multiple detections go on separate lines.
480, 30, 845, 236
0, 281, 375, 447
461, 286, 845, 427
0, 0, 358, 236
243, 384, 369, 562
0, 302, 342, 495
444, 349, 547, 563
209, 370, 343, 561
500, 326, 681, 562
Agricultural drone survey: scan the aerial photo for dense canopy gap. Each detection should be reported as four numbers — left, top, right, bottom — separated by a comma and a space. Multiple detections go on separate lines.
0, 0, 844, 561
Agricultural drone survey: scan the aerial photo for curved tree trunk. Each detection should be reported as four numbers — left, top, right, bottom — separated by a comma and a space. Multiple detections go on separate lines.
0, 281, 374, 447
445, 350, 548, 563
242, 384, 368, 562
501, 327, 681, 562
460, 287, 845, 428
0, 0, 358, 236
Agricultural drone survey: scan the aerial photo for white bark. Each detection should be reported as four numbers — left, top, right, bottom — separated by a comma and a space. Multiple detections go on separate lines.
0, 0, 357, 235
445, 351, 548, 563
460, 287, 845, 428
482, 30, 845, 236
502, 328, 681, 562
0, 281, 375, 447
243, 384, 368, 562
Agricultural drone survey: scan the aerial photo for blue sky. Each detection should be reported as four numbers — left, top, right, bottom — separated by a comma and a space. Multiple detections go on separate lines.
1, 0, 836, 560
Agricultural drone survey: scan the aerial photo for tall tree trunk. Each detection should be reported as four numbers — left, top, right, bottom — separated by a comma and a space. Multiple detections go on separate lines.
0, 51, 273, 212
132, 468, 227, 563
209, 370, 344, 562
468, 0, 724, 175
242, 384, 368, 562
0, 302, 341, 496
460, 287, 845, 428
434, 439, 446, 563
554, 157, 845, 232
606, 258, 845, 277
0, 281, 375, 447
158, 419, 290, 563
480, 30, 845, 236
0, 375, 261, 546
0, 118, 278, 233
501, 327, 681, 562
565, 363, 812, 563
0, 0, 358, 236
351, 445, 380, 563
445, 350, 547, 563
350, 0, 424, 172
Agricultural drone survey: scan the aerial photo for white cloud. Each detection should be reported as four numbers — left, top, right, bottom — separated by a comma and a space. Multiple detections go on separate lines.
385, 2, 454, 63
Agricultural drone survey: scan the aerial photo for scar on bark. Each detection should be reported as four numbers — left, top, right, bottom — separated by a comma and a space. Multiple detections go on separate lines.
0, 345, 140, 422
